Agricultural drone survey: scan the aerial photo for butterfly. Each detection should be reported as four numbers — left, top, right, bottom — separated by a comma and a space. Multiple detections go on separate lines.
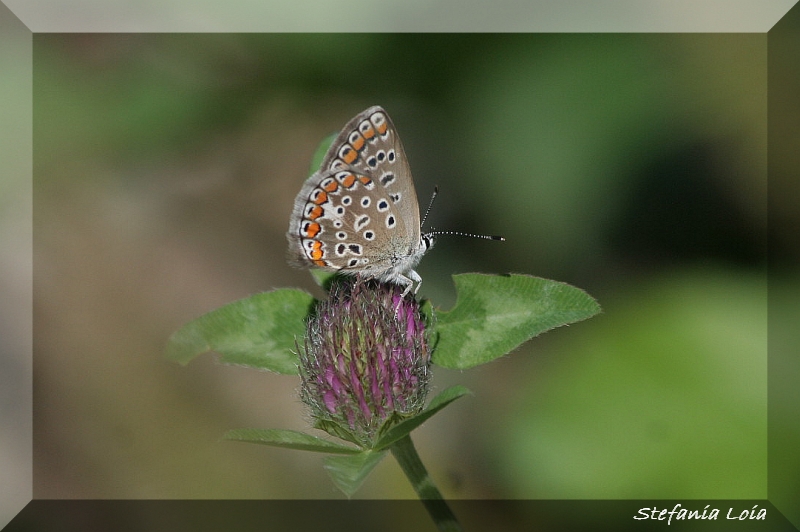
287, 106, 502, 296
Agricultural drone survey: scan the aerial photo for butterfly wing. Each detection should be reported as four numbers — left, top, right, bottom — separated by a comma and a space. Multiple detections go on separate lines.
287, 106, 423, 278
319, 106, 421, 243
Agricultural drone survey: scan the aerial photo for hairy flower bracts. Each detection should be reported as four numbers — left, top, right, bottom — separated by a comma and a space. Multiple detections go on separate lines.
299, 279, 430, 446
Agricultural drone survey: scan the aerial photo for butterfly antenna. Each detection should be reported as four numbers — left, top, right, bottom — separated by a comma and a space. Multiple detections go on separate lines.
420, 185, 439, 230
422, 185, 504, 241
428, 230, 505, 241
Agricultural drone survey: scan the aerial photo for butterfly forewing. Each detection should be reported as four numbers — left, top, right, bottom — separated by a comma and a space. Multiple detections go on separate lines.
287, 106, 427, 291
319, 106, 421, 241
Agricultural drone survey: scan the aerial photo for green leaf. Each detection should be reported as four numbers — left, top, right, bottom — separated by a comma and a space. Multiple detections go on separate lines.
323, 450, 388, 498
223, 428, 360, 454
374, 385, 472, 451
313, 418, 363, 447
309, 132, 336, 175
165, 289, 315, 374
431, 273, 600, 369
310, 268, 337, 289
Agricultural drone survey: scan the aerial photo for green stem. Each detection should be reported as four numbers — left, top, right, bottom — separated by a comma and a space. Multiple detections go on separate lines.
390, 434, 462, 532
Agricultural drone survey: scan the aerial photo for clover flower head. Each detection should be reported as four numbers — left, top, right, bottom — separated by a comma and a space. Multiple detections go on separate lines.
299, 278, 431, 446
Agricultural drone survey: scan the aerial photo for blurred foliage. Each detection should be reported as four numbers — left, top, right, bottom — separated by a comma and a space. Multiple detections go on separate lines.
30, 31, 780, 504
494, 268, 766, 498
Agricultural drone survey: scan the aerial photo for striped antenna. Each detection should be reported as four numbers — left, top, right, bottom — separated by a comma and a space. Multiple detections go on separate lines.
421, 186, 505, 241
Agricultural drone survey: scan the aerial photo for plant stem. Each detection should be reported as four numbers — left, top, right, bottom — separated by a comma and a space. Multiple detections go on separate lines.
390, 434, 462, 532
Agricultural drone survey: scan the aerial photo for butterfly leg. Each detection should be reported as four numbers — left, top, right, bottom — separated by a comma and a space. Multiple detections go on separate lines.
398, 269, 422, 298
392, 271, 420, 316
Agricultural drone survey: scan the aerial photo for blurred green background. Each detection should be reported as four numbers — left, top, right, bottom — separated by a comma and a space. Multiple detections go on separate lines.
31, 32, 777, 503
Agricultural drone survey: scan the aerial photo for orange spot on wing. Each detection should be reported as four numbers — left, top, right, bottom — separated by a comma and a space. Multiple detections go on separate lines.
340, 146, 358, 164
323, 180, 339, 192
358, 176, 372, 186
310, 241, 324, 260
350, 134, 365, 151
376, 121, 388, 135
341, 173, 356, 188
313, 191, 328, 205
307, 205, 323, 220
305, 222, 321, 238
313, 259, 327, 267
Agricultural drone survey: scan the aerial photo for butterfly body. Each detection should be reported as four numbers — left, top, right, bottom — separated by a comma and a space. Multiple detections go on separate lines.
287, 106, 433, 295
